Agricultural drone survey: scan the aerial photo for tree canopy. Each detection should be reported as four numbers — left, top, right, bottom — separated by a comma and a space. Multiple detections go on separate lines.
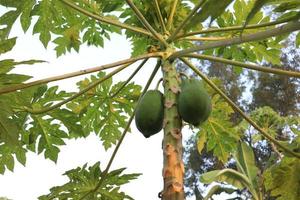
0, 0, 300, 199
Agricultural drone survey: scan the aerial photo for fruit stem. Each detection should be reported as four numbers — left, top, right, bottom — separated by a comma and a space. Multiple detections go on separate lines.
178, 72, 189, 80
156, 78, 163, 90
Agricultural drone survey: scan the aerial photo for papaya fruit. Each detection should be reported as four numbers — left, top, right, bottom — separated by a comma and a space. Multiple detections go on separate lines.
177, 78, 211, 126
135, 90, 164, 138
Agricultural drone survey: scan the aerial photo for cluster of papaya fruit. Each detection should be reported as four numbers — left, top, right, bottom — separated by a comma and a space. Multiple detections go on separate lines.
135, 77, 211, 138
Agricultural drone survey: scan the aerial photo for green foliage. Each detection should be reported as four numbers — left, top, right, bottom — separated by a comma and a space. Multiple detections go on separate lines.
211, 0, 284, 66
0, 38, 16, 54
243, 0, 269, 28
264, 157, 300, 200
234, 142, 259, 186
39, 162, 140, 200
0, 65, 140, 172
0, 0, 122, 56
201, 142, 261, 200
238, 106, 295, 143
197, 93, 240, 163
185, 0, 234, 30
67, 72, 141, 149
272, 0, 300, 12
0, 0, 299, 198
135, 90, 164, 138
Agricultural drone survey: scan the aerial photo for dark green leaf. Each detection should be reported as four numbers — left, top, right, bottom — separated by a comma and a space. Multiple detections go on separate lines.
0, 101, 19, 145
243, 0, 269, 29
264, 157, 300, 200
274, 2, 300, 12
186, 0, 234, 30
39, 163, 140, 200
0, 37, 16, 54
69, 72, 141, 150
199, 94, 240, 162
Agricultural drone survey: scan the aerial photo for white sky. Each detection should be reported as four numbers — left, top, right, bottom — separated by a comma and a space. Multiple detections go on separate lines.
0, 6, 237, 200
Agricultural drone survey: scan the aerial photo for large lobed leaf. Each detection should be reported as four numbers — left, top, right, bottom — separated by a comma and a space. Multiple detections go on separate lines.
185, 0, 234, 30
39, 162, 140, 200
197, 93, 240, 163
67, 72, 141, 150
264, 157, 300, 200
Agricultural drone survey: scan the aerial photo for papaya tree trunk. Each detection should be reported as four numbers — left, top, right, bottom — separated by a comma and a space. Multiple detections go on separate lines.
161, 59, 185, 200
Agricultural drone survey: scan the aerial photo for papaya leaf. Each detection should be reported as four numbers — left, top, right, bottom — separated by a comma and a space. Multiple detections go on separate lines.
249, 106, 285, 138
0, 92, 30, 174
0, 101, 19, 146
0, 37, 16, 54
199, 94, 240, 162
0, 59, 45, 74
0, 145, 27, 174
68, 72, 141, 150
0, 0, 35, 33
38, 162, 140, 200
197, 131, 206, 154
185, 0, 234, 31
264, 157, 300, 200
251, 43, 281, 65
23, 86, 84, 162
243, 0, 269, 30
273, 1, 300, 12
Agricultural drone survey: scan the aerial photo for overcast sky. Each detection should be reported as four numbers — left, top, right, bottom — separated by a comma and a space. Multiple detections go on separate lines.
0, 6, 237, 200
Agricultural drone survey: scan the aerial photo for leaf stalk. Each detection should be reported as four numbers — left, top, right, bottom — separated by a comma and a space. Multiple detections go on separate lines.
185, 54, 300, 78
0, 52, 162, 95
125, 0, 168, 47
171, 21, 300, 59
168, 0, 206, 42
175, 14, 300, 39
23, 63, 132, 114
59, 0, 153, 37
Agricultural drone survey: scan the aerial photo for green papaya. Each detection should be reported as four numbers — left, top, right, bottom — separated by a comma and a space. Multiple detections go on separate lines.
135, 90, 164, 138
177, 78, 211, 126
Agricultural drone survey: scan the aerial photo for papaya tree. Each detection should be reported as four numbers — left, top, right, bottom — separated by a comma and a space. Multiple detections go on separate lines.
0, 0, 300, 200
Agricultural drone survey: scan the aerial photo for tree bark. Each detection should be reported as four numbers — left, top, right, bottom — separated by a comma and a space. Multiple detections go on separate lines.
161, 59, 185, 200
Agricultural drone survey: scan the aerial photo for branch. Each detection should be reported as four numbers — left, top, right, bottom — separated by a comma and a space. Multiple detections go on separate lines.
125, 0, 168, 46
175, 13, 300, 39
182, 36, 229, 41
168, 0, 206, 42
79, 59, 162, 200
0, 52, 162, 95
171, 21, 300, 59
180, 58, 300, 159
22, 63, 132, 114
154, 0, 167, 33
185, 54, 300, 78
110, 58, 148, 98
166, 0, 179, 31
59, 0, 152, 38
